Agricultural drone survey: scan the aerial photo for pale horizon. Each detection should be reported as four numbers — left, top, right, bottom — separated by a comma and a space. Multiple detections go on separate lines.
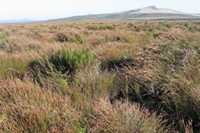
0, 0, 199, 21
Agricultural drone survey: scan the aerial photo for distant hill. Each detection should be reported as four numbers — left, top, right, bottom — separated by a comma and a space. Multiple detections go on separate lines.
124, 6, 182, 14
50, 6, 200, 21
1, 6, 199, 24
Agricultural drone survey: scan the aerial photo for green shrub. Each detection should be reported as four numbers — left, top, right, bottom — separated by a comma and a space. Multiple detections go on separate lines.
49, 49, 95, 74
29, 48, 95, 90
146, 32, 154, 39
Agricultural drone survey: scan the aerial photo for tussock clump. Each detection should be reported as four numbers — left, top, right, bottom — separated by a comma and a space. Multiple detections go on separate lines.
73, 65, 117, 100
89, 98, 169, 133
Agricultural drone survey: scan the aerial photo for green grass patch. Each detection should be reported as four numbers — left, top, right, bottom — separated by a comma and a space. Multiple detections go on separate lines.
0, 32, 9, 43
0, 56, 28, 78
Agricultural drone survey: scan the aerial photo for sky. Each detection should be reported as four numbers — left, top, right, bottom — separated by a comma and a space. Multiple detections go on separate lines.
0, 0, 200, 20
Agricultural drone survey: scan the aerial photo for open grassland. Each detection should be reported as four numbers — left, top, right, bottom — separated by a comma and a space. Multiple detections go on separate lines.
0, 21, 200, 133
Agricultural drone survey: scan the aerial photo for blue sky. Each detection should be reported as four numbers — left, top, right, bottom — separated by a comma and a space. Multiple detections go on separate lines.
0, 0, 199, 20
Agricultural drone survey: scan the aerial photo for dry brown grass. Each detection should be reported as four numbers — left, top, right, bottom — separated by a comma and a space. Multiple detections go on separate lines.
0, 78, 82, 133
0, 21, 200, 133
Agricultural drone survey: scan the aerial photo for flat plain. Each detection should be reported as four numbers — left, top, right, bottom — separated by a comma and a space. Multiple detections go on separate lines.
0, 21, 200, 133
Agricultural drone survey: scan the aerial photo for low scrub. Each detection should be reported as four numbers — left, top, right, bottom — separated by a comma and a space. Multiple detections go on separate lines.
49, 48, 95, 74
0, 21, 200, 133
28, 49, 95, 93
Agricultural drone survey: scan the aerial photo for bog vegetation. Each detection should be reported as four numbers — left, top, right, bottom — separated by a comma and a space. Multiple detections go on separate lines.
0, 21, 200, 133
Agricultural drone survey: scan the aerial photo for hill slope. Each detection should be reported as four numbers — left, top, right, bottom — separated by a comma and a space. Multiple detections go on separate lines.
51, 6, 200, 21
